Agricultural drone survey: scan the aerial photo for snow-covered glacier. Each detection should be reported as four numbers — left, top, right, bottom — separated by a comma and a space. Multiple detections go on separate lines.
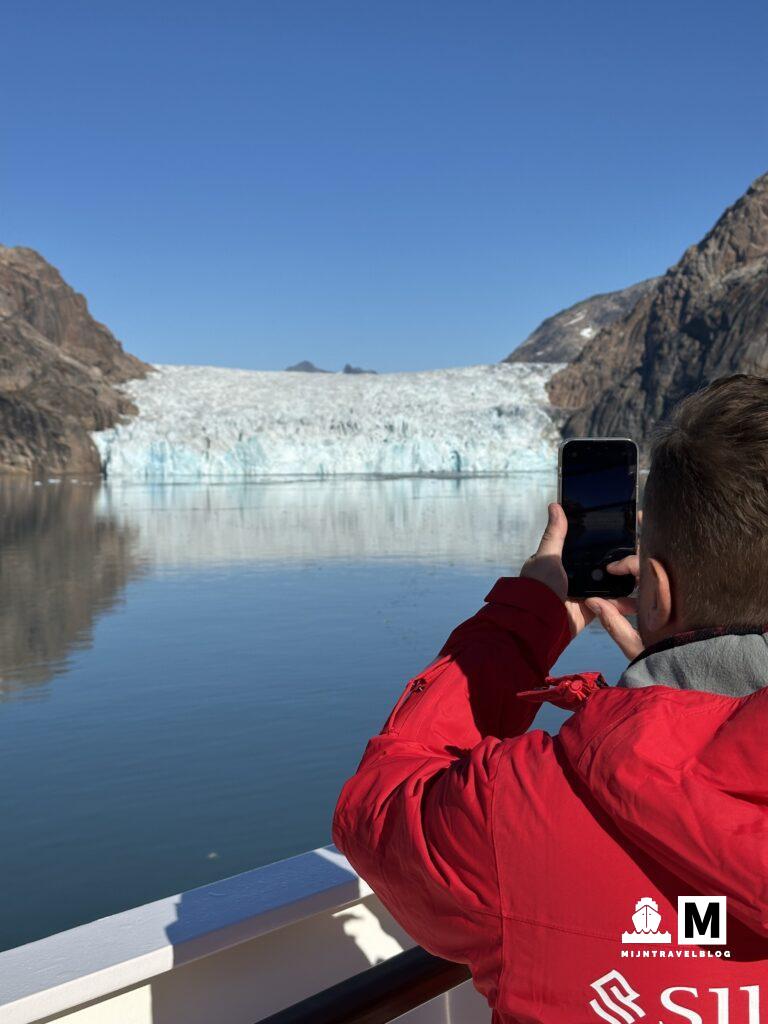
92, 362, 565, 479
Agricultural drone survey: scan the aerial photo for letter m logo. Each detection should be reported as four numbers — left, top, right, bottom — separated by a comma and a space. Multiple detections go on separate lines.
677, 895, 727, 945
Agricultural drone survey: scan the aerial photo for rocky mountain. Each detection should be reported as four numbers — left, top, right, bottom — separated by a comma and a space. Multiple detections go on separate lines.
505, 278, 658, 364
507, 278, 659, 362
0, 245, 149, 474
342, 363, 377, 374
547, 173, 768, 455
286, 360, 330, 373
286, 360, 378, 374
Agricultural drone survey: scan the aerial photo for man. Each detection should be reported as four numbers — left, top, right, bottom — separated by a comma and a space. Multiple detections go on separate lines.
333, 374, 768, 1023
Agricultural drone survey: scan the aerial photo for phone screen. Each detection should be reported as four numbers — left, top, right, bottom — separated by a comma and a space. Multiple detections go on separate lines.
559, 438, 637, 598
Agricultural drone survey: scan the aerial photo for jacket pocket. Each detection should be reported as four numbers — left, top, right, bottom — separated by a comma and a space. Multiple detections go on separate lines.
384, 653, 455, 734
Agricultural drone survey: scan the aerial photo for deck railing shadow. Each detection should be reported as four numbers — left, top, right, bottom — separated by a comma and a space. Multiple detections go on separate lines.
152, 846, 418, 1024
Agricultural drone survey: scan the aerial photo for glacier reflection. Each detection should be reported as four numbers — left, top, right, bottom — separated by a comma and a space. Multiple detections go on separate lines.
97, 474, 557, 569
0, 474, 559, 695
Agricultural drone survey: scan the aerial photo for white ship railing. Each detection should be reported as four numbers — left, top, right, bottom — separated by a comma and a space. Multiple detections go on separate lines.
0, 845, 486, 1024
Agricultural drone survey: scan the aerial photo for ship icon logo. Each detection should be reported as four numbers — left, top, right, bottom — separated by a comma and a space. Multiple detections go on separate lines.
621, 897, 671, 944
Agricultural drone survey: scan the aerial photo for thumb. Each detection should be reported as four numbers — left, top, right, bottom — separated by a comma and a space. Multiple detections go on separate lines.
585, 598, 644, 660
536, 502, 568, 557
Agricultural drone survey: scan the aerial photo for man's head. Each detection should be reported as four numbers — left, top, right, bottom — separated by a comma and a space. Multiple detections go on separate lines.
638, 373, 768, 646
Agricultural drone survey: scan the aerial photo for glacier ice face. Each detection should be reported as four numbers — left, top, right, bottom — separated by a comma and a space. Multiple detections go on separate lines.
92, 362, 565, 479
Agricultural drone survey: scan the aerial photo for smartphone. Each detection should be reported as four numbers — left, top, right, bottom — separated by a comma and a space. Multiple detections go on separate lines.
557, 437, 638, 599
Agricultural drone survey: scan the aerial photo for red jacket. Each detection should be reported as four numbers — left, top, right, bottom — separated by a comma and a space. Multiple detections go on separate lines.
332, 577, 768, 1023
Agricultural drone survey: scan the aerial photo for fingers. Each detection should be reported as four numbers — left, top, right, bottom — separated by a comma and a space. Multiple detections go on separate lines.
585, 597, 644, 660
608, 596, 638, 616
564, 598, 597, 639
536, 502, 568, 558
606, 554, 640, 578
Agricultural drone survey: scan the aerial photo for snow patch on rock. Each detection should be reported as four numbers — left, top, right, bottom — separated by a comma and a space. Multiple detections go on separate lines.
563, 311, 586, 326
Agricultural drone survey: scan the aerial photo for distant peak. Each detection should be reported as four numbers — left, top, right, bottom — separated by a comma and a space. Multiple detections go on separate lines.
285, 360, 330, 373
342, 363, 377, 375
285, 360, 378, 374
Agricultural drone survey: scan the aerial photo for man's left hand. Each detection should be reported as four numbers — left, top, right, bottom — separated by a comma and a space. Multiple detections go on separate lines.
520, 502, 596, 638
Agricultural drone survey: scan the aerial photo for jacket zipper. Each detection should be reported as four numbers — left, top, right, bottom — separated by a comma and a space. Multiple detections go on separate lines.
389, 654, 453, 732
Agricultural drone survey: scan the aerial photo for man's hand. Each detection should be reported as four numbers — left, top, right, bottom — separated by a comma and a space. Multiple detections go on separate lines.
585, 553, 643, 659
520, 502, 596, 638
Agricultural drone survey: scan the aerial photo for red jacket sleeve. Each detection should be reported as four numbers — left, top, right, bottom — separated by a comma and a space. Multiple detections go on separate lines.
332, 577, 571, 1005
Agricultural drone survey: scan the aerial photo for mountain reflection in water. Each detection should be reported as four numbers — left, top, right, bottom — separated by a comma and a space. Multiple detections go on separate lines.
0, 480, 143, 696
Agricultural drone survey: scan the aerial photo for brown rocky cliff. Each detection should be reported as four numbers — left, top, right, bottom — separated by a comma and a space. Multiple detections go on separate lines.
0, 246, 150, 474
546, 173, 768, 456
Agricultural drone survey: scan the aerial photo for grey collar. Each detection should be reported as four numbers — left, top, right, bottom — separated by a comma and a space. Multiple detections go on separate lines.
618, 625, 768, 697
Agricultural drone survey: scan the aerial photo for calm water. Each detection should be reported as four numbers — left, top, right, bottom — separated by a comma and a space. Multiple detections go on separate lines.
0, 476, 632, 951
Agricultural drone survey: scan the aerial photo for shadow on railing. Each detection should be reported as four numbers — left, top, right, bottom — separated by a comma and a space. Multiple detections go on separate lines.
257, 946, 471, 1024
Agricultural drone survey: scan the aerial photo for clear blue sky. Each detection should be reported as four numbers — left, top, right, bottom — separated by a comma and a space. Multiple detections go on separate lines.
4, 0, 767, 372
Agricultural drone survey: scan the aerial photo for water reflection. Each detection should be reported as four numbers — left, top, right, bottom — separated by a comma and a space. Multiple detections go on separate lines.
0, 480, 143, 697
0, 474, 557, 699
98, 474, 556, 568
2, 471, 626, 950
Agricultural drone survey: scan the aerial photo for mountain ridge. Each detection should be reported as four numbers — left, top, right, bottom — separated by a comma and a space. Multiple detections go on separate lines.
504, 278, 658, 364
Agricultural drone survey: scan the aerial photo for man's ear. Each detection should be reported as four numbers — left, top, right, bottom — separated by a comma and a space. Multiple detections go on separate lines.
646, 557, 674, 632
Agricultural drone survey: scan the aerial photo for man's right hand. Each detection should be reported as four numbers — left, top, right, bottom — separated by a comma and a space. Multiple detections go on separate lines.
585, 552, 644, 660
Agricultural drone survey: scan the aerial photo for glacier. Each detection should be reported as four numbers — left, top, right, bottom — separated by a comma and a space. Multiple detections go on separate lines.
92, 362, 565, 479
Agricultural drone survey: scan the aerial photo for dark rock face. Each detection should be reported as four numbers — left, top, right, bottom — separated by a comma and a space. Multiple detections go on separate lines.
342, 363, 377, 374
505, 279, 658, 364
0, 246, 149, 475
287, 360, 378, 374
547, 173, 768, 456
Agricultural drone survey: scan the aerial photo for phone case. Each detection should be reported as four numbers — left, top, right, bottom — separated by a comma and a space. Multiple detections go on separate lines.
557, 437, 638, 600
